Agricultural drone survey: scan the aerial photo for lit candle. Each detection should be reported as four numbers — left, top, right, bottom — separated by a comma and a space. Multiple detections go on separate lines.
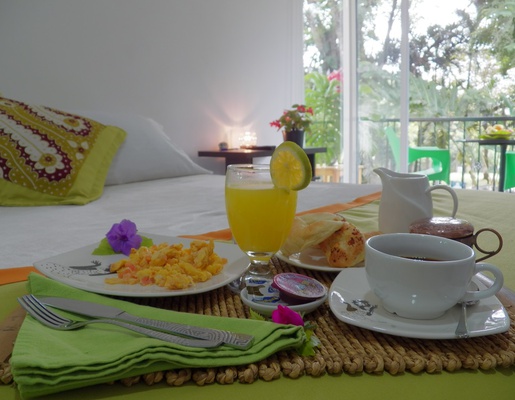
239, 131, 257, 148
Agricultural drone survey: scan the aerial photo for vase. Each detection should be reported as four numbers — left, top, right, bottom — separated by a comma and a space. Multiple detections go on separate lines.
283, 129, 305, 148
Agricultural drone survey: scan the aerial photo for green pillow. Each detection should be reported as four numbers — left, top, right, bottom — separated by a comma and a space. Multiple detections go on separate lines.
0, 97, 126, 206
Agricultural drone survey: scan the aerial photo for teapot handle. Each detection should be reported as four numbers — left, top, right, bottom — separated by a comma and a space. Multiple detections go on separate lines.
427, 185, 458, 217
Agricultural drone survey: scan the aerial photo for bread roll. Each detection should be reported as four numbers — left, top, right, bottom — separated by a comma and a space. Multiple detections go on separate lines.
280, 213, 345, 256
318, 221, 365, 267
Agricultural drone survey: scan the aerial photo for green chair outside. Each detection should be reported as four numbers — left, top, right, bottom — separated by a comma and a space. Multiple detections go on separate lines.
385, 127, 451, 183
504, 151, 515, 191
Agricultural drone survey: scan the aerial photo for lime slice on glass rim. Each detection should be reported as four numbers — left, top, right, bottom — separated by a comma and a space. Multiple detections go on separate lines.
270, 141, 312, 190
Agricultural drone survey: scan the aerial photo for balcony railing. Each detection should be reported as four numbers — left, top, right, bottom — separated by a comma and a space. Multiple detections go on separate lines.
380, 117, 515, 190
315, 116, 515, 191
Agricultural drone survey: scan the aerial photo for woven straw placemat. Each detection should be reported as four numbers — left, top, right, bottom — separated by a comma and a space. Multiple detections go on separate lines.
107, 256, 515, 387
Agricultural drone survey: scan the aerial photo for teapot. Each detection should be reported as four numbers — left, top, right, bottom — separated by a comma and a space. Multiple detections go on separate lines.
374, 167, 459, 233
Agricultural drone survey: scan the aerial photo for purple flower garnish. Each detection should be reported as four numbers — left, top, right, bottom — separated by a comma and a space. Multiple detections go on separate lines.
271, 305, 305, 327
106, 219, 142, 256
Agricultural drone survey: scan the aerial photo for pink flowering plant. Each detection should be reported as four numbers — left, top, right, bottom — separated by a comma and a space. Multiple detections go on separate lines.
327, 69, 342, 93
270, 104, 314, 133
92, 219, 153, 256
250, 305, 319, 356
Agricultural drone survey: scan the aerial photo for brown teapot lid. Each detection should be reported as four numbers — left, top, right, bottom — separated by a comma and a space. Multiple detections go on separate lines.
409, 217, 474, 239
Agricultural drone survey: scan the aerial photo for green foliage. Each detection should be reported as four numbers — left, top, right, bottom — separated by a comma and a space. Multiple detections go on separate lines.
304, 71, 342, 164
477, 0, 515, 75
297, 321, 320, 357
249, 309, 267, 322
92, 236, 153, 255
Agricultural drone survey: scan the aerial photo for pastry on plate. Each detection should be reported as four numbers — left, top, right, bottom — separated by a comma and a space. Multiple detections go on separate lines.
318, 221, 366, 267
280, 213, 345, 256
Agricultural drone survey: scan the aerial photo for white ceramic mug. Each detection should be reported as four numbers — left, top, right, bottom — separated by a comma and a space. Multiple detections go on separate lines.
365, 233, 504, 319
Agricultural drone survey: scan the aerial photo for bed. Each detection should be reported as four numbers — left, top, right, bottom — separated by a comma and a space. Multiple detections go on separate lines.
0, 97, 380, 269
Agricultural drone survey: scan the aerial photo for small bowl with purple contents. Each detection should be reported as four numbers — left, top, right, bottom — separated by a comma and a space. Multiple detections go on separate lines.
240, 273, 327, 316
272, 273, 327, 305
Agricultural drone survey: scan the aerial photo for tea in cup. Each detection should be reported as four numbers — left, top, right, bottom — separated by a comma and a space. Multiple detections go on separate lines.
365, 233, 504, 319
409, 217, 503, 262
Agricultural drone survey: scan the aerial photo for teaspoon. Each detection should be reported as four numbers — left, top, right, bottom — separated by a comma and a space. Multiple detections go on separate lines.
455, 282, 480, 339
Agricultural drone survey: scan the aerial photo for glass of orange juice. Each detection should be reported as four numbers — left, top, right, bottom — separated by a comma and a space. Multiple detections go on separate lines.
225, 164, 297, 292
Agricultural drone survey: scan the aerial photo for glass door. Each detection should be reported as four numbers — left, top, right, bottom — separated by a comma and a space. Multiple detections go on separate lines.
304, 0, 515, 186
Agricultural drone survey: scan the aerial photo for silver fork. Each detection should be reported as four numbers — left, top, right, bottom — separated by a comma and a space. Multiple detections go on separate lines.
18, 294, 222, 348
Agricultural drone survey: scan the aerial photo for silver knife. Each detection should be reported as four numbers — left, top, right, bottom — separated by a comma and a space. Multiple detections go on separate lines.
38, 296, 254, 349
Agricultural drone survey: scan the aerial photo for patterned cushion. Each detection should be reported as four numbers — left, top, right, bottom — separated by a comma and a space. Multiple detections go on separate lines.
0, 97, 126, 205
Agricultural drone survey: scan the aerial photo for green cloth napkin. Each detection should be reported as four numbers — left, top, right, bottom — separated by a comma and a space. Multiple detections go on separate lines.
11, 273, 306, 399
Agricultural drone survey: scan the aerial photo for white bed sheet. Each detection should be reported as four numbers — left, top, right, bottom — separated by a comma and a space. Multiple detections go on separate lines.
1, 175, 380, 269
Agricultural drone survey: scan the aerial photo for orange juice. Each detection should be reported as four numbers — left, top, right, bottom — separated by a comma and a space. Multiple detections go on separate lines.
225, 183, 297, 255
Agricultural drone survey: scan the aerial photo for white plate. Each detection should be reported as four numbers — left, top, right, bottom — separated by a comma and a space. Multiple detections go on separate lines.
34, 234, 247, 297
240, 288, 327, 317
329, 268, 510, 339
276, 248, 363, 272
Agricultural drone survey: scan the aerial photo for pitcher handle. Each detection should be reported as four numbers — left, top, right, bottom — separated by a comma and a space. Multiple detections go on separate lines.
427, 185, 458, 217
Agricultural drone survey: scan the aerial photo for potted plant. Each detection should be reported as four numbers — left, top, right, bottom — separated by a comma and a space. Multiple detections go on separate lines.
270, 104, 314, 147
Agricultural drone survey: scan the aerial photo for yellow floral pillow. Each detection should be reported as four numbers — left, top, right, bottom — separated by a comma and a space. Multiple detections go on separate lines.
0, 97, 126, 206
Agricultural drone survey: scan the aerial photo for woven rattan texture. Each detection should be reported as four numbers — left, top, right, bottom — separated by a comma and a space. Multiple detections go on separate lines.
112, 256, 515, 387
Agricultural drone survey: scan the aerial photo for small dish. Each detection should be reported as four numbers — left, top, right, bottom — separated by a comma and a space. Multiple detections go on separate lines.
240, 288, 327, 317
480, 133, 513, 140
276, 248, 363, 272
272, 273, 327, 304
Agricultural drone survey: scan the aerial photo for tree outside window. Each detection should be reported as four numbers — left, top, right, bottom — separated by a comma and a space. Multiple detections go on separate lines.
304, 0, 515, 185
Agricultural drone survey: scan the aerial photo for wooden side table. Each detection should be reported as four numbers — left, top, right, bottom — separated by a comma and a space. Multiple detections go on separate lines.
198, 147, 327, 179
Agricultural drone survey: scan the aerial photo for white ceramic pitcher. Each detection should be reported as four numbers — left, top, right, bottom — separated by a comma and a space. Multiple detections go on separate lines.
374, 167, 459, 233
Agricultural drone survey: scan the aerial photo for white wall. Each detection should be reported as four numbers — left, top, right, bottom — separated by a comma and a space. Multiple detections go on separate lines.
0, 0, 304, 174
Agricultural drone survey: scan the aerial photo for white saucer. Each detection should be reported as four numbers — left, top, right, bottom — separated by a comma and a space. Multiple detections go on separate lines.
240, 287, 327, 317
276, 248, 363, 272
329, 268, 510, 339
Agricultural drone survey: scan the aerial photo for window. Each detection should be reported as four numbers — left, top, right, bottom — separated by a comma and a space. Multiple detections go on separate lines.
304, 0, 515, 187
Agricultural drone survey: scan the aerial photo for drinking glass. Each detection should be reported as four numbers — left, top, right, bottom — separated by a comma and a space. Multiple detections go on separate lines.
225, 164, 298, 293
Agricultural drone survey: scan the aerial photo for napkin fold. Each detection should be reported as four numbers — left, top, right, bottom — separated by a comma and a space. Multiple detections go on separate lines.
11, 273, 306, 399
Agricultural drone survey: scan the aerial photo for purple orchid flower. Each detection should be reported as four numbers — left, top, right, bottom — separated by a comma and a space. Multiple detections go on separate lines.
106, 219, 142, 256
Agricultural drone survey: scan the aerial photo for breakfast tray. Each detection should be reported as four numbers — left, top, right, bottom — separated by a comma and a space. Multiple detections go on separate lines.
104, 256, 514, 387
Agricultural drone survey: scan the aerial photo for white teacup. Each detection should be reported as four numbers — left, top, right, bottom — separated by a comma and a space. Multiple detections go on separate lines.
365, 233, 504, 319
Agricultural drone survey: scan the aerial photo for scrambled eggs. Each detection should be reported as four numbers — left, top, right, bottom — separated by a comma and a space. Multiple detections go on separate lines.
106, 240, 227, 290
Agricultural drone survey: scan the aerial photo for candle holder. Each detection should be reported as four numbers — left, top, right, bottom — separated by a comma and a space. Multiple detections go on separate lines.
239, 131, 258, 148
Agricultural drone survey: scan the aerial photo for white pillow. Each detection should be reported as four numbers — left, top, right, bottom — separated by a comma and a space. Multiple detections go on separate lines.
67, 111, 210, 185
